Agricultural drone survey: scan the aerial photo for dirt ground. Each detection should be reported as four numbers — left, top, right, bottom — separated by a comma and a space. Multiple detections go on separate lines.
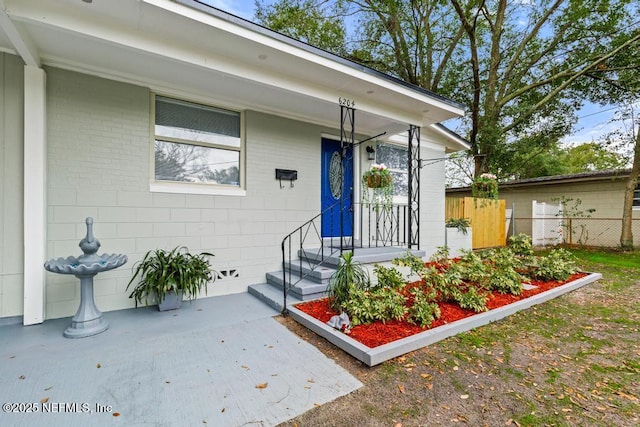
276, 273, 640, 427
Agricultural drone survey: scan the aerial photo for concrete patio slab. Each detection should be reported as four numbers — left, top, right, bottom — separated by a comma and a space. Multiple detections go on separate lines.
0, 293, 362, 427
289, 272, 603, 366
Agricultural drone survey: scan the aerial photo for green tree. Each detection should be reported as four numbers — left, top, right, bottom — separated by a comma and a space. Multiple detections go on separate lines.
254, 0, 348, 55
255, 0, 640, 179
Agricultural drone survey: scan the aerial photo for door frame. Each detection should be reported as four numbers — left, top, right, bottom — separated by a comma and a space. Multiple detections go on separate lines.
320, 134, 361, 241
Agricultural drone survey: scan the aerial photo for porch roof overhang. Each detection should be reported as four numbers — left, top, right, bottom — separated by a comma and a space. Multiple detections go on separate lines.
0, 0, 464, 137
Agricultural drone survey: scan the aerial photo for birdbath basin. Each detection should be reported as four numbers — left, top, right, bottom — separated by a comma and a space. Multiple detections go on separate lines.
44, 217, 127, 338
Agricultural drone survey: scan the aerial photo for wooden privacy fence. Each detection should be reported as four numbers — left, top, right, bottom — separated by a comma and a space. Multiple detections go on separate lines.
446, 197, 506, 249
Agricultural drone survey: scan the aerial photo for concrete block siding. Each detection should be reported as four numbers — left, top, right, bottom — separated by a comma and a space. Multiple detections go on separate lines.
44, 67, 325, 320
0, 62, 453, 322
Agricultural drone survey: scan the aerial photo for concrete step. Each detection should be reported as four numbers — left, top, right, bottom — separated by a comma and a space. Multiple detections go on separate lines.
266, 271, 329, 301
248, 283, 301, 313
283, 260, 335, 284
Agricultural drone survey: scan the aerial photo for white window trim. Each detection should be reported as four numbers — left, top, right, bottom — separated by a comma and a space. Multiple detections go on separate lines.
149, 93, 246, 196
376, 141, 409, 205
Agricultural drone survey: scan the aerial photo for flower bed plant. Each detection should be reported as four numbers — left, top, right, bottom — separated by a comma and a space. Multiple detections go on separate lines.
296, 235, 585, 348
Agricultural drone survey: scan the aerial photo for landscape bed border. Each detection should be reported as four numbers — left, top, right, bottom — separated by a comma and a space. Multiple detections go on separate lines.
288, 272, 602, 366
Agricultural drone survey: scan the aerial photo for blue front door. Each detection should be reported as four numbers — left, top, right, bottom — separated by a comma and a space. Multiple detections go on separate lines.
321, 138, 353, 237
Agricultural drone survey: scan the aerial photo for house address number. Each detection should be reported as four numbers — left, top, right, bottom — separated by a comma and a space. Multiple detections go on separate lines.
339, 97, 355, 108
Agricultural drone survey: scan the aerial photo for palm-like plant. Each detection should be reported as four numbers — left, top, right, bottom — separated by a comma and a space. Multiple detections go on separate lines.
126, 246, 215, 307
327, 252, 370, 312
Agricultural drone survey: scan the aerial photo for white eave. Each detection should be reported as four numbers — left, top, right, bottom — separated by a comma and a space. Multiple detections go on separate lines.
0, 0, 464, 136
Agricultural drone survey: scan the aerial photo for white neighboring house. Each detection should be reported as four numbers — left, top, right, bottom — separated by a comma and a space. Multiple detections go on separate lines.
0, 0, 468, 325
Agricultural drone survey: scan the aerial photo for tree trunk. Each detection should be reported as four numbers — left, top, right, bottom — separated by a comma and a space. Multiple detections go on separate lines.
620, 128, 640, 249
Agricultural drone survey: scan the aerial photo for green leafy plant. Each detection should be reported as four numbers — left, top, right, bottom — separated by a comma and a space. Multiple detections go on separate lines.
481, 248, 525, 295
446, 218, 471, 235
343, 286, 407, 326
126, 246, 215, 307
508, 233, 534, 257
408, 288, 441, 327
327, 252, 370, 312
531, 248, 576, 281
373, 264, 406, 290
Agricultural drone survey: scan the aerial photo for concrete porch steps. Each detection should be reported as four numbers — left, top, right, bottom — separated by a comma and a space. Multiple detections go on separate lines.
249, 246, 426, 313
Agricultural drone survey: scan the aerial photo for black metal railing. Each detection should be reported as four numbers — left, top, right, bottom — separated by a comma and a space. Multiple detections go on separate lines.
356, 202, 409, 248
280, 201, 408, 314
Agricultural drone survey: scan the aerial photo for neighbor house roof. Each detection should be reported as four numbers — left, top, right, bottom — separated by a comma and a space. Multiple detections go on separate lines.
447, 169, 632, 192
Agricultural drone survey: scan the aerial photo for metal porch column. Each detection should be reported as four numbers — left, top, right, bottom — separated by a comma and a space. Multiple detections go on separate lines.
340, 104, 355, 253
408, 125, 420, 249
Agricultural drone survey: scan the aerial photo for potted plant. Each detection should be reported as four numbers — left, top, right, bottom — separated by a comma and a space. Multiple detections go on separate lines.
472, 173, 499, 200
362, 164, 392, 189
445, 218, 472, 257
126, 246, 215, 311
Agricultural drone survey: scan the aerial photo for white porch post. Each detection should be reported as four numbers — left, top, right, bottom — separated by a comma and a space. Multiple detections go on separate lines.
23, 65, 46, 325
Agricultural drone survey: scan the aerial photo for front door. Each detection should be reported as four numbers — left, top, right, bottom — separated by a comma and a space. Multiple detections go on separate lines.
321, 138, 353, 237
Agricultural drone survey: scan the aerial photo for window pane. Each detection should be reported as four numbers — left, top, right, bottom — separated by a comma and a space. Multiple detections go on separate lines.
155, 96, 240, 147
391, 170, 408, 198
155, 140, 240, 186
376, 144, 408, 170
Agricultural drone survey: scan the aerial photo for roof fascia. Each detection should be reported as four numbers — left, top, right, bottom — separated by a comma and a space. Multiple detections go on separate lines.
169, 0, 465, 113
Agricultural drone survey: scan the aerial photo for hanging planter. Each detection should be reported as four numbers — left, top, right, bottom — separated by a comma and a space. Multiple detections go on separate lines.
472, 173, 499, 200
363, 164, 393, 189
362, 164, 393, 210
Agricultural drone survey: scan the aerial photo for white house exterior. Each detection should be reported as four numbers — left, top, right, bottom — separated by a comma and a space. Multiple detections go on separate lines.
0, 0, 467, 326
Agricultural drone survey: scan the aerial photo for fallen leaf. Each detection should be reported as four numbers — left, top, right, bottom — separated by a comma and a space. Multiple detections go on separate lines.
44, 386, 52, 391
616, 391, 638, 402
255, 383, 268, 389
453, 366, 459, 371
426, 383, 433, 390
41, 397, 49, 403
397, 384, 405, 394
394, 423, 403, 427
404, 363, 416, 368
113, 413, 120, 417
420, 374, 432, 380
241, 365, 249, 370
307, 379, 315, 383
221, 408, 225, 413
96, 363, 101, 368
19, 375, 25, 380
460, 394, 469, 399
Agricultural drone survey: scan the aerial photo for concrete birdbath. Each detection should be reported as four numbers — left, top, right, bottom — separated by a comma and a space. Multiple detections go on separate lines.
44, 217, 127, 338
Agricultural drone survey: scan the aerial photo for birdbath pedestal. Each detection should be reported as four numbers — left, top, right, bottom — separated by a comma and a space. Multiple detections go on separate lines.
44, 217, 127, 338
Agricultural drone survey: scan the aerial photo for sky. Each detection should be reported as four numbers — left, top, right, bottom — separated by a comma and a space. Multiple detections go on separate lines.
201, 0, 630, 148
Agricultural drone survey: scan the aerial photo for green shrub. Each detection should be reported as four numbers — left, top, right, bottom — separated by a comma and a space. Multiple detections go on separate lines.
508, 233, 534, 256
531, 248, 576, 281
481, 248, 525, 295
343, 286, 407, 326
408, 288, 441, 327
456, 249, 490, 284
373, 264, 406, 290
453, 285, 488, 312
327, 252, 370, 312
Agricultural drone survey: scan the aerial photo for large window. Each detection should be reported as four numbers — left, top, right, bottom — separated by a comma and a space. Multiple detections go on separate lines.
376, 143, 408, 199
634, 182, 640, 210
154, 96, 242, 188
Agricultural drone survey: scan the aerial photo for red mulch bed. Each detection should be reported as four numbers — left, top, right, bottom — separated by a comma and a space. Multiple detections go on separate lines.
295, 273, 588, 348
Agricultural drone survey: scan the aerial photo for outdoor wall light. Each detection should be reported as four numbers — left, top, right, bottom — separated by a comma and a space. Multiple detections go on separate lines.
366, 145, 376, 161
